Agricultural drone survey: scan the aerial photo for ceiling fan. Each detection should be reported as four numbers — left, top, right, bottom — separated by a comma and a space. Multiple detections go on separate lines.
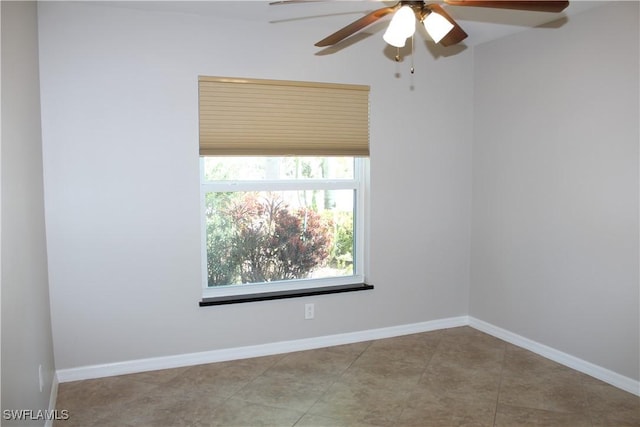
271, 0, 569, 49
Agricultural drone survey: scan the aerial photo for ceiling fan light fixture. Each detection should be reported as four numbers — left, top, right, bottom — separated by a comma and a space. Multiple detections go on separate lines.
383, 27, 409, 47
423, 11, 454, 43
382, 5, 416, 48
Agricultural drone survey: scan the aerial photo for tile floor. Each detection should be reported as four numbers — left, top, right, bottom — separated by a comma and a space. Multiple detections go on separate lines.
55, 327, 639, 426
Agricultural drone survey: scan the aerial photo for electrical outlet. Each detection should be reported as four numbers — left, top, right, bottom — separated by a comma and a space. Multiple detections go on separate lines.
304, 303, 314, 320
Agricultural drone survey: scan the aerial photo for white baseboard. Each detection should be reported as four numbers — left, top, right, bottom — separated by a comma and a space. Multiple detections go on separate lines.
56, 315, 469, 383
469, 317, 640, 396
55, 315, 639, 397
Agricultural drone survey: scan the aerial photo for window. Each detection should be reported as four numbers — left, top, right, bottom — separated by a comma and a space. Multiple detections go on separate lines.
200, 156, 367, 300
198, 76, 371, 303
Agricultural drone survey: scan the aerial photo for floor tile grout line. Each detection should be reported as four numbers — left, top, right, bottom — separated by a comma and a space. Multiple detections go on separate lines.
416, 329, 445, 383
578, 368, 597, 427
296, 339, 375, 425
181, 355, 291, 424
491, 340, 508, 427
393, 330, 446, 426
233, 340, 376, 426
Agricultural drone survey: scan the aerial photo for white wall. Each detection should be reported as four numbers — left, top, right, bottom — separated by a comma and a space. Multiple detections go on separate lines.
37, 1, 473, 371
1, 1, 57, 424
471, 2, 639, 381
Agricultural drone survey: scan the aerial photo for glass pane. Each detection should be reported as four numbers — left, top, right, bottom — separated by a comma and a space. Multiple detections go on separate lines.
205, 189, 354, 287
203, 157, 354, 181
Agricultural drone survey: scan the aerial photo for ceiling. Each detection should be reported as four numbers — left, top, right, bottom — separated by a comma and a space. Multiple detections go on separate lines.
99, 1, 606, 47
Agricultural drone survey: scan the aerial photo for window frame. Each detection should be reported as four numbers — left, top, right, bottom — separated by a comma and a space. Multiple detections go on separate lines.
199, 156, 368, 301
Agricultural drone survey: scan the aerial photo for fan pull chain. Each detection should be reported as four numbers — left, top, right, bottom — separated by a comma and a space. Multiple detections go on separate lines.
395, 47, 400, 62
410, 34, 415, 74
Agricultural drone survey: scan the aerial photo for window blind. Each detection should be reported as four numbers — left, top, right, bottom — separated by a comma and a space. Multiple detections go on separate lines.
198, 76, 370, 156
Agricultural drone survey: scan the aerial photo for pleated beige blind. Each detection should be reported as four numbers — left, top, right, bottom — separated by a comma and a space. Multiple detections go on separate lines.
199, 76, 370, 156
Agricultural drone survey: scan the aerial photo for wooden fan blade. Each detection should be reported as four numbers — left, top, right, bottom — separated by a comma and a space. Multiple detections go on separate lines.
443, 1, 569, 13
270, 0, 382, 4
315, 5, 400, 47
270, 1, 326, 5
427, 4, 468, 47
